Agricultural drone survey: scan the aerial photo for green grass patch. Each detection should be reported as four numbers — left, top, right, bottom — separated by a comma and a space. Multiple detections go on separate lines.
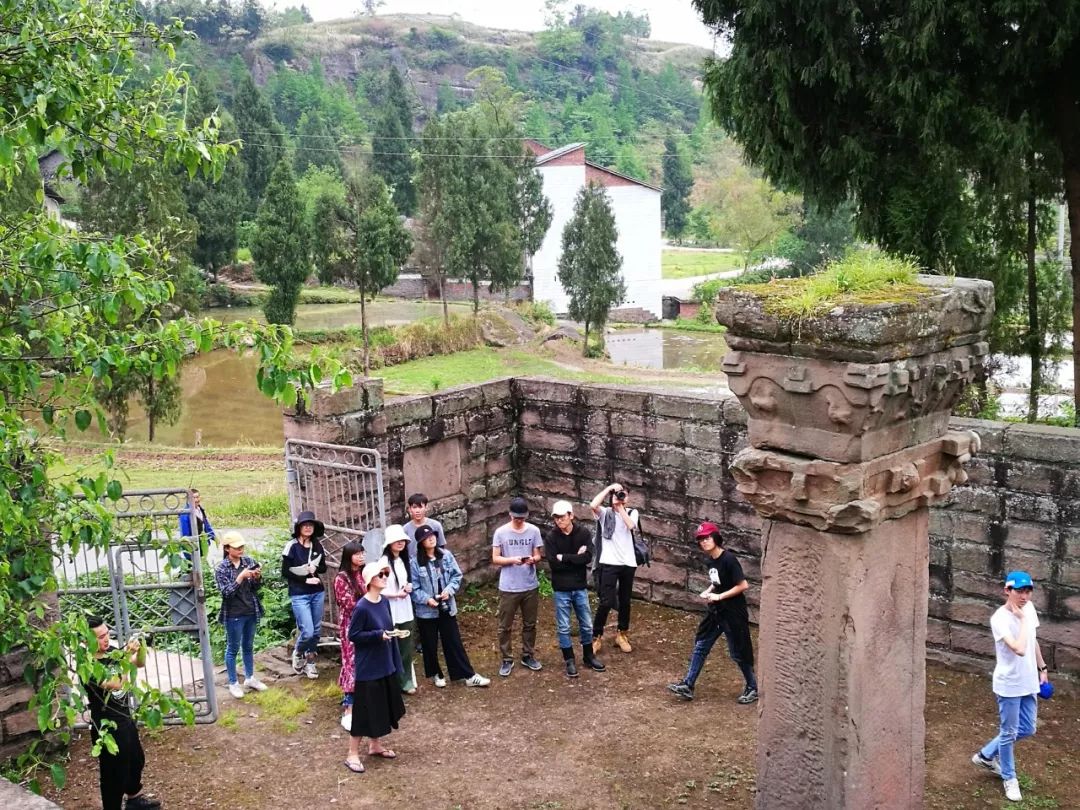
218, 708, 239, 729
662, 250, 744, 279
214, 492, 290, 525
235, 247, 252, 263
298, 286, 362, 304
738, 249, 925, 319
652, 317, 727, 334
378, 347, 635, 394
249, 688, 309, 733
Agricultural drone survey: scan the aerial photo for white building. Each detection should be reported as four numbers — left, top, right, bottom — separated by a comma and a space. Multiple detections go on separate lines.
526, 141, 662, 319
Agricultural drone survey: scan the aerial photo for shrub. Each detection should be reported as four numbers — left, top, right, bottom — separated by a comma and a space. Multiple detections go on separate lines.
514, 300, 556, 327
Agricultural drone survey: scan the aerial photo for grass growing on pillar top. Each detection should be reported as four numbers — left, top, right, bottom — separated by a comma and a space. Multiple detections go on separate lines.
738, 249, 928, 318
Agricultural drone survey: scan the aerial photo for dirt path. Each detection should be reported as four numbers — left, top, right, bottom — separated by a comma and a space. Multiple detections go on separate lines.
44, 594, 1077, 809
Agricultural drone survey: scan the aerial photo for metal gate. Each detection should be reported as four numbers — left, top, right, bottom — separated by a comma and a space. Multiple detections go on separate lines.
55, 488, 218, 725
284, 440, 387, 637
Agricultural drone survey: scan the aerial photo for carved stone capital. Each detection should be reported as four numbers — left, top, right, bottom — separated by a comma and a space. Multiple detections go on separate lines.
721, 342, 988, 463
730, 430, 980, 534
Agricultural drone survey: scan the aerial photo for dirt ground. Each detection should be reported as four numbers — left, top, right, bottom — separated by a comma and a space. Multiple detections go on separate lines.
44, 593, 1077, 810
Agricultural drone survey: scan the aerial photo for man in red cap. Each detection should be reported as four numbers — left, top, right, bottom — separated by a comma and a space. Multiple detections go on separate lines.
667, 521, 758, 704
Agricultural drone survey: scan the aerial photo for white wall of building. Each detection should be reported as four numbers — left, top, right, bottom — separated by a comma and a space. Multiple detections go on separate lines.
531, 163, 662, 318
607, 184, 663, 317
531, 163, 585, 315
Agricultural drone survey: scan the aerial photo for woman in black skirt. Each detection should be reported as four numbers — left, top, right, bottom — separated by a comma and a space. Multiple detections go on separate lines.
344, 560, 407, 773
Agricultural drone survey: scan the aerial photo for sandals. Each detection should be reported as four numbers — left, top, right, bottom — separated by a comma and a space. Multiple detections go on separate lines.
368, 748, 397, 759
344, 758, 365, 774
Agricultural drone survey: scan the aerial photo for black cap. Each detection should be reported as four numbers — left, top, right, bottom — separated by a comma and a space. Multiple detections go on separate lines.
509, 496, 529, 518
413, 524, 437, 544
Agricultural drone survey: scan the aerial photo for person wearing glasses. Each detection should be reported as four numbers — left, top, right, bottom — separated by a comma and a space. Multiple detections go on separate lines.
344, 561, 407, 774
970, 571, 1050, 803
545, 500, 605, 678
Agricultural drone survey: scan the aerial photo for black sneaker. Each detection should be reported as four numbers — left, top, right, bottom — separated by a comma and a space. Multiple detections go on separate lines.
498, 659, 514, 677
667, 682, 694, 701
126, 794, 162, 809
520, 655, 543, 671
737, 687, 759, 704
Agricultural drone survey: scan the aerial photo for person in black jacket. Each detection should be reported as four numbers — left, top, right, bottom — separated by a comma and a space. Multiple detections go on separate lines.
546, 500, 605, 677
667, 521, 758, 704
281, 510, 328, 679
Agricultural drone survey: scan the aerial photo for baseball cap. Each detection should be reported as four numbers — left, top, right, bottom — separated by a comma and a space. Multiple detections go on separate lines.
694, 521, 720, 539
221, 531, 246, 549
551, 500, 573, 517
1005, 571, 1034, 589
509, 496, 529, 518
413, 524, 437, 544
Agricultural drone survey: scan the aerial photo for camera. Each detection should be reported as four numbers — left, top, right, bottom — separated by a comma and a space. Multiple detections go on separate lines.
614, 490, 627, 501
438, 599, 451, 613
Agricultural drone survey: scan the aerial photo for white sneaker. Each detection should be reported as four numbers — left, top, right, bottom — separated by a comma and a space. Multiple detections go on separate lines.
971, 752, 1001, 776
303, 662, 318, 680
1003, 778, 1022, 802
465, 673, 491, 687
340, 713, 352, 731
227, 682, 245, 699
433, 675, 447, 688
243, 676, 268, 692
291, 649, 304, 673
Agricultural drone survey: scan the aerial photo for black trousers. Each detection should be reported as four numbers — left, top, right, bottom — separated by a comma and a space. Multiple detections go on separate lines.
95, 721, 145, 810
416, 612, 475, 681
592, 563, 636, 635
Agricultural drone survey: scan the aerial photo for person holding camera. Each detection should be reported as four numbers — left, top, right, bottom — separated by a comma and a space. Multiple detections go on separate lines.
492, 496, 545, 677
546, 500, 605, 678
214, 531, 269, 699
409, 524, 491, 688
590, 482, 640, 655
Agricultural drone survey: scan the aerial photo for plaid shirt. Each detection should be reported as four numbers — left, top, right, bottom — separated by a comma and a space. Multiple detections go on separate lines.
214, 555, 264, 623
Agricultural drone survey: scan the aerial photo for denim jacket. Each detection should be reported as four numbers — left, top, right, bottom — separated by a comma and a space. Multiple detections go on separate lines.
409, 549, 463, 619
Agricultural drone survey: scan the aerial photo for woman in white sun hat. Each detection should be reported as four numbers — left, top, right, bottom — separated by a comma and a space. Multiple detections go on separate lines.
379, 524, 418, 694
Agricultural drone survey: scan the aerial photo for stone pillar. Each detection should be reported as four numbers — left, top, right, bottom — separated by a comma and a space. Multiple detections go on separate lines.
715, 276, 994, 809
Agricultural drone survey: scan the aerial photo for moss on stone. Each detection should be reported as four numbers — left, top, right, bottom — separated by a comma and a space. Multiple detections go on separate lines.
739, 249, 932, 318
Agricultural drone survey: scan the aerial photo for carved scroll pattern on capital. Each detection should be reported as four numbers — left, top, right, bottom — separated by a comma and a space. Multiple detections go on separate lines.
721, 344, 989, 436
730, 430, 981, 534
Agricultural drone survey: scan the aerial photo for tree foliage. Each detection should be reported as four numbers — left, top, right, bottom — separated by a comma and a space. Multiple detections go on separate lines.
661, 136, 693, 238
252, 159, 310, 324
0, 0, 349, 789
293, 109, 343, 177
312, 174, 412, 374
557, 183, 626, 355
695, 0, 1080, 419
232, 73, 284, 213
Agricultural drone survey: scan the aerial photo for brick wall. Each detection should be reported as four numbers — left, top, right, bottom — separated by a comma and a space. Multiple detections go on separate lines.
0, 650, 39, 762
314, 377, 1079, 685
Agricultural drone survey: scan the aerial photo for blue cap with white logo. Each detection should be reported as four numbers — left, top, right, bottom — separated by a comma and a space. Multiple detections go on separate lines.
1005, 570, 1034, 589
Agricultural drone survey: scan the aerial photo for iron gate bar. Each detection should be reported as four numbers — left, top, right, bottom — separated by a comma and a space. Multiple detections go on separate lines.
284, 439, 387, 638
54, 488, 218, 726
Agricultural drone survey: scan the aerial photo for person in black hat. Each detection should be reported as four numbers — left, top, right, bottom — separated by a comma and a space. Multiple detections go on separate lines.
491, 496, 544, 677
281, 510, 328, 678
667, 521, 757, 704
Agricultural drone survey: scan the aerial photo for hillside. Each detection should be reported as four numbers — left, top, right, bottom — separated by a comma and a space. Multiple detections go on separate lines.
186, 11, 714, 186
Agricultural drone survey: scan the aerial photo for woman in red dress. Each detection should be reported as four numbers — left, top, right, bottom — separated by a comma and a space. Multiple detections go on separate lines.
333, 541, 367, 730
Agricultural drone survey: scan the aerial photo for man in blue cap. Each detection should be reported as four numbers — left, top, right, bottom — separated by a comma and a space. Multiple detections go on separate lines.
971, 570, 1050, 803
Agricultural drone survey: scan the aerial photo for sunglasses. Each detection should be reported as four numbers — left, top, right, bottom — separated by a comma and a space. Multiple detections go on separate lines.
374, 571, 390, 579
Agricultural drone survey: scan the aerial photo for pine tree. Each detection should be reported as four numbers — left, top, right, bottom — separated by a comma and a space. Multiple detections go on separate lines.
371, 110, 416, 215
661, 136, 693, 238
252, 160, 310, 325
384, 66, 414, 138
557, 182, 625, 356
294, 109, 343, 176
186, 75, 248, 280
232, 73, 285, 213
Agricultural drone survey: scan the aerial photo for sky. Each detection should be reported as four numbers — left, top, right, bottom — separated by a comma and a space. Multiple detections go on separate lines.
295, 1, 721, 51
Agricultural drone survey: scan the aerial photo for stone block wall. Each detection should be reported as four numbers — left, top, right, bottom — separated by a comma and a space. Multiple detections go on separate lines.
298, 377, 1078, 685
0, 650, 39, 763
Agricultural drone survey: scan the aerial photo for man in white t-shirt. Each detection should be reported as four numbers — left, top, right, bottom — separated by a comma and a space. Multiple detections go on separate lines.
971, 570, 1049, 803
590, 482, 639, 655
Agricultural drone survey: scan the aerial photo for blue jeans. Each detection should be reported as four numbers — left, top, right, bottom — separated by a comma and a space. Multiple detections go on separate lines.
224, 615, 257, 684
290, 591, 325, 657
554, 589, 594, 649
684, 611, 757, 691
980, 694, 1037, 780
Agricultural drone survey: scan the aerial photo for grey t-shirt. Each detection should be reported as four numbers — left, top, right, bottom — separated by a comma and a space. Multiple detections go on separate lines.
404, 517, 447, 558
492, 521, 544, 593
